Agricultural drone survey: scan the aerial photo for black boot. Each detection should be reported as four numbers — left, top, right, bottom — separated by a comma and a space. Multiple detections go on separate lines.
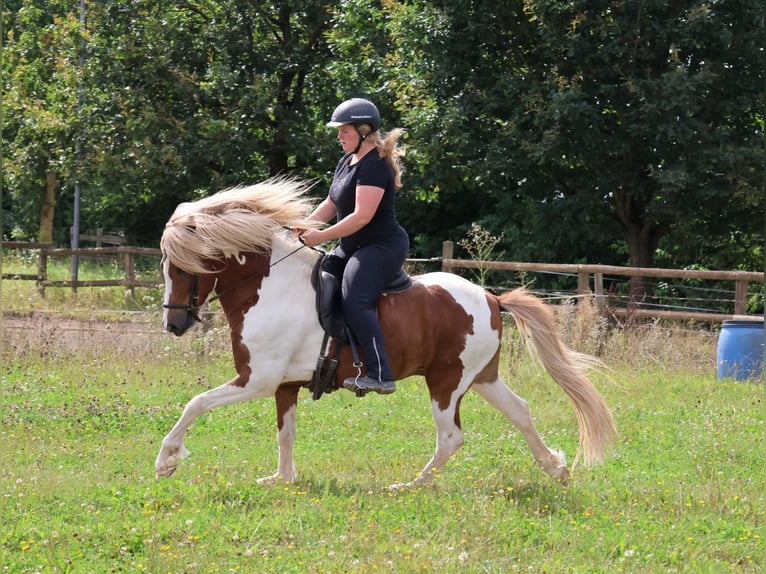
343, 375, 396, 395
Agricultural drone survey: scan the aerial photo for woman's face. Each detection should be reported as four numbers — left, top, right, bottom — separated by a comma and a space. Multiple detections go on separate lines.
336, 125, 360, 153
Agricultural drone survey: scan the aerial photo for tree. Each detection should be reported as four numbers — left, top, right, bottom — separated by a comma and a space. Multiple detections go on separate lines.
386, 0, 764, 290
2, 1, 84, 242
518, 0, 764, 293
78, 0, 341, 243
3, 0, 347, 244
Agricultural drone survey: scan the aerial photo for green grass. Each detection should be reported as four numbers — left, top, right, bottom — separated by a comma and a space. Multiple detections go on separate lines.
1, 318, 763, 573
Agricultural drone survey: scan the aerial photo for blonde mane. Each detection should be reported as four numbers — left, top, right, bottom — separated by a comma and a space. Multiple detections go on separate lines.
161, 178, 320, 274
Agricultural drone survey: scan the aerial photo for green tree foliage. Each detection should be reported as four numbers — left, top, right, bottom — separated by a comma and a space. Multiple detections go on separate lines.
79, 0, 343, 243
2, 1, 84, 241
516, 0, 764, 277
386, 0, 764, 280
3, 0, 344, 243
2, 0, 763, 280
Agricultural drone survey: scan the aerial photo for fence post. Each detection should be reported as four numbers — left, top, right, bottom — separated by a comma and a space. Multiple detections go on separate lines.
125, 252, 135, 297
734, 280, 748, 315
442, 241, 454, 273
577, 271, 590, 296
37, 249, 48, 297
594, 272, 605, 313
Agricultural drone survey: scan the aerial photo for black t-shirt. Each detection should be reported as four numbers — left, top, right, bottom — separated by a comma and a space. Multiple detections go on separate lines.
329, 149, 400, 252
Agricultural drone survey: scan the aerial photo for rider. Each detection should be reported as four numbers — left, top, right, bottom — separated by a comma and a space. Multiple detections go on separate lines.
298, 98, 409, 395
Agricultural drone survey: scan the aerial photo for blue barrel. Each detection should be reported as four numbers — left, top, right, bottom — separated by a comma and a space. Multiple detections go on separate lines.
716, 319, 764, 382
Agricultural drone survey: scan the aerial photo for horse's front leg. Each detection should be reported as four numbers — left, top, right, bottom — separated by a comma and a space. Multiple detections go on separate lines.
256, 383, 301, 485
155, 377, 270, 478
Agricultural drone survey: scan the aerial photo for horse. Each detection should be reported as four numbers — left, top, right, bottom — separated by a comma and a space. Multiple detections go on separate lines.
156, 178, 616, 488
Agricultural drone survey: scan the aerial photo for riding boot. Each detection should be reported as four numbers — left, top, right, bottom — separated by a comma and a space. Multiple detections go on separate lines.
343, 335, 396, 395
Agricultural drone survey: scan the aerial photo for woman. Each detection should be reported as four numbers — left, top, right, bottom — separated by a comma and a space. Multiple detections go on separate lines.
298, 98, 409, 395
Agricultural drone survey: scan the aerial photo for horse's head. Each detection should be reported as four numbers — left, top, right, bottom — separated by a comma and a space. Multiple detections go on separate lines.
161, 253, 217, 336
160, 178, 320, 335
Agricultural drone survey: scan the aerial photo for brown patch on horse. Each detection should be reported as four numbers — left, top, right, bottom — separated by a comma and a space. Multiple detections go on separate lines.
414, 283, 476, 412
274, 383, 301, 430
330, 281, 476, 414
471, 292, 503, 385
218, 252, 272, 387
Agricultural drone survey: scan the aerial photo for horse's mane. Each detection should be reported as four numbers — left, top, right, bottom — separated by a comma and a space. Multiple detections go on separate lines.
161, 178, 320, 273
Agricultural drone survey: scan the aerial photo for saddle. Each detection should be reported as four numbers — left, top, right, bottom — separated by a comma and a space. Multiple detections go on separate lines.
308, 254, 412, 400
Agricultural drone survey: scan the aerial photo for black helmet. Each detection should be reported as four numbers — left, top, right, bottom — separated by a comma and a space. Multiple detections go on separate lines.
327, 98, 381, 131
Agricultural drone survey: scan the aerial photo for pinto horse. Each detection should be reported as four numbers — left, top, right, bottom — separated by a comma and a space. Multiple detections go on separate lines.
156, 179, 615, 488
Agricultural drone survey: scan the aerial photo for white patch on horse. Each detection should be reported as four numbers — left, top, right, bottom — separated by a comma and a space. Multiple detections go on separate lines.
421, 272, 500, 392
161, 257, 173, 331
238, 240, 324, 391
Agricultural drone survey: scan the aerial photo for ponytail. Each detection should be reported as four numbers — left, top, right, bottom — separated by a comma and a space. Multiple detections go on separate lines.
372, 128, 405, 189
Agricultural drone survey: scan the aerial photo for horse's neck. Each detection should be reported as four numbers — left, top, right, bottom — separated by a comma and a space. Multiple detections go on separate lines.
270, 235, 319, 272
264, 237, 320, 300
246, 237, 319, 329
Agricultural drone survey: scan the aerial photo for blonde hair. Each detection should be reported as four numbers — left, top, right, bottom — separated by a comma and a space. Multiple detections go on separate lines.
360, 125, 405, 189
161, 178, 319, 273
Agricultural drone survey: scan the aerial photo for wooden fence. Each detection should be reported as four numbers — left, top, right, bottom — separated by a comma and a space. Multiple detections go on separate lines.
440, 241, 763, 321
2, 242, 161, 294
3, 240, 763, 321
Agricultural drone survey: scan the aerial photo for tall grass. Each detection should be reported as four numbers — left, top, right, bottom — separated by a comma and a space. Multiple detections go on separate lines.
1, 258, 763, 573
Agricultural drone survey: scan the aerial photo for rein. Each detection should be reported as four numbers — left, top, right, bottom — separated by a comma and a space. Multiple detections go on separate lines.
163, 243, 308, 323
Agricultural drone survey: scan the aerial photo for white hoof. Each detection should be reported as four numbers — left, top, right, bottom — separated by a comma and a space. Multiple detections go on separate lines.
156, 454, 178, 479
155, 444, 189, 479
256, 473, 293, 486
545, 450, 569, 486
387, 482, 416, 491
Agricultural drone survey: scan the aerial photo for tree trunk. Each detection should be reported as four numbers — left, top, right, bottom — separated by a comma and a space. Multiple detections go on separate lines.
613, 188, 671, 301
39, 171, 57, 244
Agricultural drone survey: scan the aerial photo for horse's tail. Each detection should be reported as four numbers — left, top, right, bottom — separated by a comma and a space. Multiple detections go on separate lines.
498, 288, 616, 469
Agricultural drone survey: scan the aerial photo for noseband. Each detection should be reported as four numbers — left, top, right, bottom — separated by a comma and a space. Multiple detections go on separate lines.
162, 274, 203, 323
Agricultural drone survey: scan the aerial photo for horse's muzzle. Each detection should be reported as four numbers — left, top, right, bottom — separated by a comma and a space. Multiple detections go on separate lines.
162, 306, 198, 336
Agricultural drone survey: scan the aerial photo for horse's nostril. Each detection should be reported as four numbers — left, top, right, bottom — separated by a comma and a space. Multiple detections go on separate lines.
167, 322, 184, 336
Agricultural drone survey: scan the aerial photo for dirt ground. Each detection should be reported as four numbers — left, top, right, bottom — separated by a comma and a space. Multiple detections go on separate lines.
2, 310, 173, 354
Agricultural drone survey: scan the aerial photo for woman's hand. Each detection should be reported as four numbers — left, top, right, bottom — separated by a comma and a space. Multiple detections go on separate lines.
298, 228, 326, 248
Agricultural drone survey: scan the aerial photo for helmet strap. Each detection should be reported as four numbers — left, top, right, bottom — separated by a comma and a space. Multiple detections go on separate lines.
352, 126, 367, 154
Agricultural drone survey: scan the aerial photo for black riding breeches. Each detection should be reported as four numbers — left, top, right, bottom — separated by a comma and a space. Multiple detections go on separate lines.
324, 227, 409, 381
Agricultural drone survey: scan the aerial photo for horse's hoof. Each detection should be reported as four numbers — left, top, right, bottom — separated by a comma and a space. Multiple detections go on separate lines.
155, 455, 178, 479
553, 467, 570, 487
256, 473, 293, 486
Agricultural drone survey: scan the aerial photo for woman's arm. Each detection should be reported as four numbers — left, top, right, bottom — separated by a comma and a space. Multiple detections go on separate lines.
307, 197, 338, 224
299, 185, 384, 247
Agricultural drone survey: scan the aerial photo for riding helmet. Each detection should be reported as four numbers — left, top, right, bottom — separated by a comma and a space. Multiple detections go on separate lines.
327, 98, 381, 131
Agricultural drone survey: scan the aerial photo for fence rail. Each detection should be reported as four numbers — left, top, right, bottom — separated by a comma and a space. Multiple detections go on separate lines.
439, 241, 762, 322
2, 242, 161, 293
3, 240, 762, 321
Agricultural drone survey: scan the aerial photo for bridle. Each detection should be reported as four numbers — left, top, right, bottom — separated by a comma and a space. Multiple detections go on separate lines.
161, 243, 308, 324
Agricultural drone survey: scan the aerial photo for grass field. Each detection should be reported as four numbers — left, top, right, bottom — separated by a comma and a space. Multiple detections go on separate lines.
1, 298, 763, 573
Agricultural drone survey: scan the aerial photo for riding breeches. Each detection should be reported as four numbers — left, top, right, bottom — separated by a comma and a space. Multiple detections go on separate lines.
324, 227, 409, 381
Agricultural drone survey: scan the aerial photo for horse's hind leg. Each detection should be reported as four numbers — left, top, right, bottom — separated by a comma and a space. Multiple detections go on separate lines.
472, 377, 569, 485
390, 396, 465, 490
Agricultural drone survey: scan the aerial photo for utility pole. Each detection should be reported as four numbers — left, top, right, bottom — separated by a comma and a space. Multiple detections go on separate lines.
71, 0, 86, 292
